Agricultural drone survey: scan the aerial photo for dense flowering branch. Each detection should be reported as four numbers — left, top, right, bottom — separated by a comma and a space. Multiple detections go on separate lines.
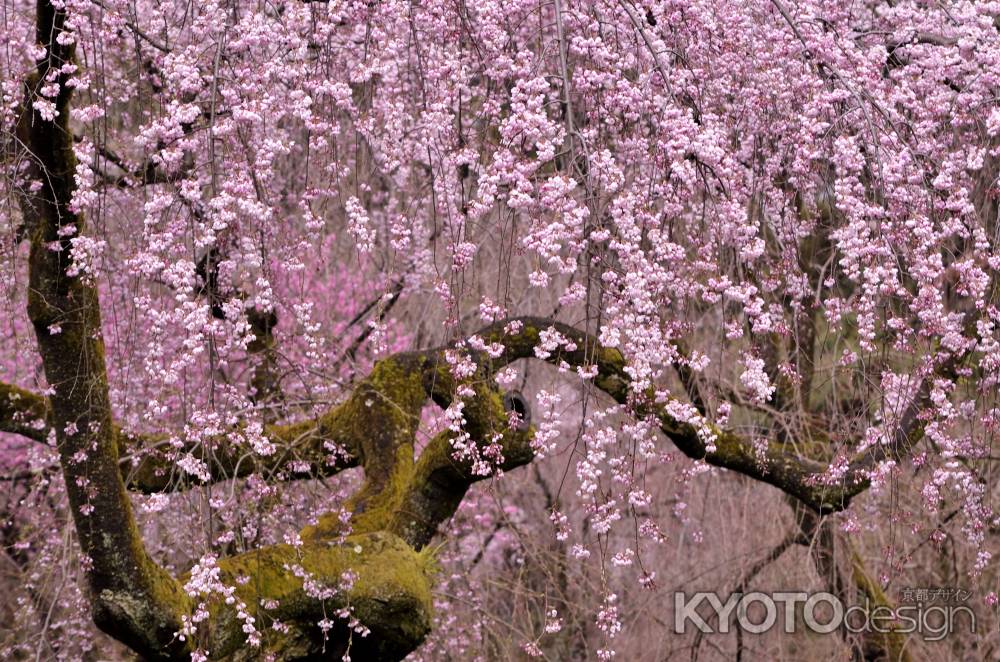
3, 0, 999, 658
0, 313, 951, 511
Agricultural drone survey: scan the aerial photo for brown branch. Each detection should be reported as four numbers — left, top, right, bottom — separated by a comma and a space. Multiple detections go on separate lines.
194, 247, 284, 409
789, 179, 835, 412
884, 32, 959, 72
90, 0, 171, 53
691, 527, 803, 662
0, 378, 360, 492
469, 317, 858, 512
341, 277, 405, 364
86, 140, 173, 188
673, 341, 708, 416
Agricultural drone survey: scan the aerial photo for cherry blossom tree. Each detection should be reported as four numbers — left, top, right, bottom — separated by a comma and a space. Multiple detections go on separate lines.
1, 0, 999, 659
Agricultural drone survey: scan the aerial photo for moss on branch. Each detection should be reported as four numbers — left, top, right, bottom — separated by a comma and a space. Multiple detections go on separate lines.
0, 382, 52, 443
468, 316, 865, 512
208, 531, 435, 660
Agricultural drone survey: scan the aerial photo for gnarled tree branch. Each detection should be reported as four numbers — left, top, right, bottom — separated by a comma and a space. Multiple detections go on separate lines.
1, 313, 941, 513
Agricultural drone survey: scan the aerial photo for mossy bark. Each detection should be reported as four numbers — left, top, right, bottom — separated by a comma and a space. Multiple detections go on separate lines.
17, 3, 192, 658
210, 532, 435, 660
0, 382, 52, 442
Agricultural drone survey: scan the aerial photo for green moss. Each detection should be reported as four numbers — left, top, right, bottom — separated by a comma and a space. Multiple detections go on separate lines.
0, 382, 51, 441
344, 443, 416, 535
209, 531, 435, 660
302, 357, 429, 541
